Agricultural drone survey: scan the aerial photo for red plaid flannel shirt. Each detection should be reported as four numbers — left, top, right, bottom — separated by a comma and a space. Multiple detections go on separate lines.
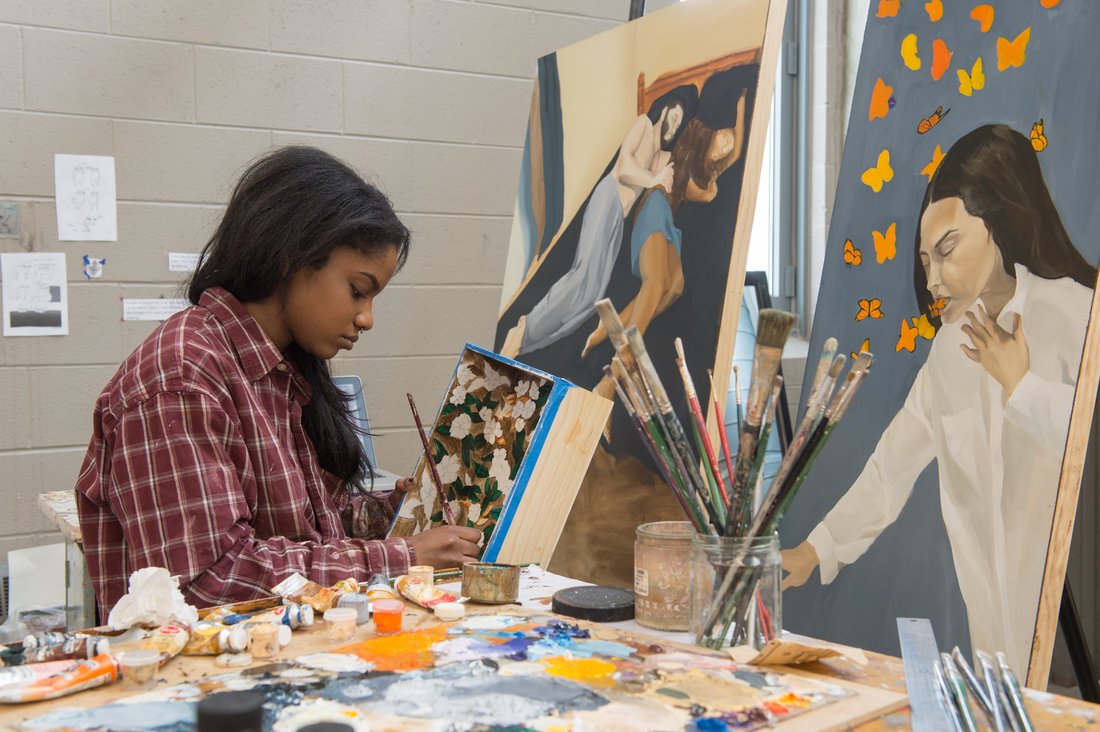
76, 287, 414, 615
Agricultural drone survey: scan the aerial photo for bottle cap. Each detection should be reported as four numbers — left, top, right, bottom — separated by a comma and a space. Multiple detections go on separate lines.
196, 690, 264, 732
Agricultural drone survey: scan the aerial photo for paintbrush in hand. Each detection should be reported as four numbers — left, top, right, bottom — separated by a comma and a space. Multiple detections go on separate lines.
406, 392, 457, 526
725, 309, 797, 536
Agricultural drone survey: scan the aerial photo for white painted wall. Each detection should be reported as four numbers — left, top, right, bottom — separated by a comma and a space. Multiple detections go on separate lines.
0, 0, 626, 556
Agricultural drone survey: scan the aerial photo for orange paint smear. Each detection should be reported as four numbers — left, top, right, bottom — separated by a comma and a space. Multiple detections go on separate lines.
542, 656, 618, 686
333, 625, 449, 671
776, 692, 814, 709
763, 699, 791, 716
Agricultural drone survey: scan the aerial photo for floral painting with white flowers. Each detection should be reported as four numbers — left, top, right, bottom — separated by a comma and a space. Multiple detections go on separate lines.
389, 350, 554, 547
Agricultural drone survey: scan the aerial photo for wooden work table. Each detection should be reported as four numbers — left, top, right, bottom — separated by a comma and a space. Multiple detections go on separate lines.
24, 493, 1100, 729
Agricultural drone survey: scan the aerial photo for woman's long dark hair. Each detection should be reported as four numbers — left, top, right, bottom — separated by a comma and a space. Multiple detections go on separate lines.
914, 124, 1096, 326
189, 146, 410, 490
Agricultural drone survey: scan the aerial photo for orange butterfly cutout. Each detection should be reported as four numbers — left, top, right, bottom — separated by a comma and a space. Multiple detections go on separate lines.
921, 145, 945, 181
862, 149, 894, 193
971, 4, 994, 33
896, 319, 918, 352
897, 315, 936, 351
928, 297, 946, 319
1031, 119, 1048, 152
877, 0, 900, 18
873, 223, 897, 264
851, 338, 871, 361
931, 39, 953, 81
869, 78, 894, 121
1041, 0, 1061, 7
901, 34, 922, 70
844, 239, 863, 267
917, 105, 950, 134
997, 27, 1030, 71
925, 0, 943, 22
855, 298, 884, 322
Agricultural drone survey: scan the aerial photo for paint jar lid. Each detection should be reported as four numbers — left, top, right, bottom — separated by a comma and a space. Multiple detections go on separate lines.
372, 599, 404, 614
552, 585, 635, 622
225, 625, 251, 653
297, 724, 355, 732
196, 690, 264, 732
324, 607, 358, 623
336, 593, 372, 624
434, 602, 466, 621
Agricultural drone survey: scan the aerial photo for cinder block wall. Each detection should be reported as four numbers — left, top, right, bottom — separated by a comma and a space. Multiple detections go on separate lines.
0, 0, 626, 556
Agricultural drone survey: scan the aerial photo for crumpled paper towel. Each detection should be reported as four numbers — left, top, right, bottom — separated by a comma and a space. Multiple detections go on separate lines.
107, 567, 199, 630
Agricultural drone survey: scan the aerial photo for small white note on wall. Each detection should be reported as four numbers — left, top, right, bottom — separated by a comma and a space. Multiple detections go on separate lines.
122, 298, 190, 322
1, 252, 69, 336
168, 252, 201, 272
54, 154, 117, 241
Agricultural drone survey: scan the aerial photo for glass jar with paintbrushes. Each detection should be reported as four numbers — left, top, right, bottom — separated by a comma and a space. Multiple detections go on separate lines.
690, 532, 781, 648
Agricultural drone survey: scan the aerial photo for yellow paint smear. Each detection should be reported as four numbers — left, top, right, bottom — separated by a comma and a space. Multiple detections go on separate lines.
332, 625, 448, 672
542, 656, 617, 684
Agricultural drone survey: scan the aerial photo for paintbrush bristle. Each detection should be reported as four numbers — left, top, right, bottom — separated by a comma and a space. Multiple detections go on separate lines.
827, 354, 847, 378
852, 351, 873, 373
755, 309, 798, 349
674, 337, 686, 363
595, 299, 625, 338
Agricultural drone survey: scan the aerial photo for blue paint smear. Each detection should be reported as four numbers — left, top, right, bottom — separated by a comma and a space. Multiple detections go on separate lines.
20, 701, 195, 731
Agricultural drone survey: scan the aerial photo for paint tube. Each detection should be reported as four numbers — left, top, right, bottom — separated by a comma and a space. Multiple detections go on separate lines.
394, 575, 457, 609
298, 579, 359, 613
136, 620, 190, 666
181, 622, 251, 656
365, 574, 400, 603
0, 654, 119, 704
22, 632, 111, 664
272, 572, 324, 601
0, 659, 82, 691
248, 602, 314, 629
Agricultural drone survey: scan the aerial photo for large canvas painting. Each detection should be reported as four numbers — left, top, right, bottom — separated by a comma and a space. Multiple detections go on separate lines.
492, 0, 788, 584
780, 0, 1100, 686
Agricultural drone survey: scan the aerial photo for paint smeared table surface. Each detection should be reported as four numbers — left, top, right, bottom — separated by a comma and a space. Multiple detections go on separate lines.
1, 567, 1096, 730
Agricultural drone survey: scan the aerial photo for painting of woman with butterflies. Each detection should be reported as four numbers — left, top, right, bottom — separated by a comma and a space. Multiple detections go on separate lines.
778, 0, 1100, 685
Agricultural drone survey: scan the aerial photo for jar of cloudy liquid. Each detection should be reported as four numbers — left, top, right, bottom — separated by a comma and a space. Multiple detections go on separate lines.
634, 521, 695, 631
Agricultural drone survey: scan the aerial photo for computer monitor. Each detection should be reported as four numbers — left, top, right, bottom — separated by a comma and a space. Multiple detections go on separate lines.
332, 375, 401, 492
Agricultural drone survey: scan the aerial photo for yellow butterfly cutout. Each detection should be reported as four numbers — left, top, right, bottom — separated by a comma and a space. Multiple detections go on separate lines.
862, 149, 894, 193
913, 314, 936, 340
1031, 119, 1048, 151
896, 319, 918, 352
844, 239, 863, 267
855, 298, 884, 322
873, 223, 897, 264
925, 0, 943, 22
997, 27, 1030, 71
958, 57, 985, 97
850, 338, 871, 361
921, 145, 945, 182
901, 33, 922, 71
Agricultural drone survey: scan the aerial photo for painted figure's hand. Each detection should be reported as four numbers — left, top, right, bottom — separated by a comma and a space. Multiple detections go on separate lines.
780, 540, 819, 590
653, 163, 674, 193
407, 525, 482, 569
960, 306, 1029, 398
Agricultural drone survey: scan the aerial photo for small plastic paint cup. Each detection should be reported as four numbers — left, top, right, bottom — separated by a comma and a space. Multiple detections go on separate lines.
434, 601, 465, 622
248, 622, 281, 659
117, 649, 160, 690
323, 607, 358, 641
408, 565, 435, 585
372, 599, 405, 635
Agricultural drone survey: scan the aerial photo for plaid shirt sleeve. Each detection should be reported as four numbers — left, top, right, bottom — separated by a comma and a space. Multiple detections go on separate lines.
103, 390, 414, 608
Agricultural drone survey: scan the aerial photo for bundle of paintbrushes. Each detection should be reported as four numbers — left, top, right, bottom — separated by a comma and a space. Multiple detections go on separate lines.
935, 647, 1035, 732
593, 298, 874, 649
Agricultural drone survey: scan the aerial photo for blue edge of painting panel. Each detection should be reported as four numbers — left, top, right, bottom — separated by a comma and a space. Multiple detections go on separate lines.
388, 342, 575, 562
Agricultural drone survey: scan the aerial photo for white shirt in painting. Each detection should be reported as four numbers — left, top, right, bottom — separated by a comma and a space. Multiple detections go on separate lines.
808, 263, 1093, 675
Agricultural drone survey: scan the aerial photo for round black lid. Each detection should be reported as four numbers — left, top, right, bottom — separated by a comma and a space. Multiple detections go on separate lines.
298, 725, 355, 732
552, 585, 635, 622
196, 690, 264, 732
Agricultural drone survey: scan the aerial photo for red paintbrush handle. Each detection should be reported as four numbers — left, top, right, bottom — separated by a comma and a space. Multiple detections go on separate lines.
714, 396, 737, 498
407, 393, 457, 526
688, 394, 729, 505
